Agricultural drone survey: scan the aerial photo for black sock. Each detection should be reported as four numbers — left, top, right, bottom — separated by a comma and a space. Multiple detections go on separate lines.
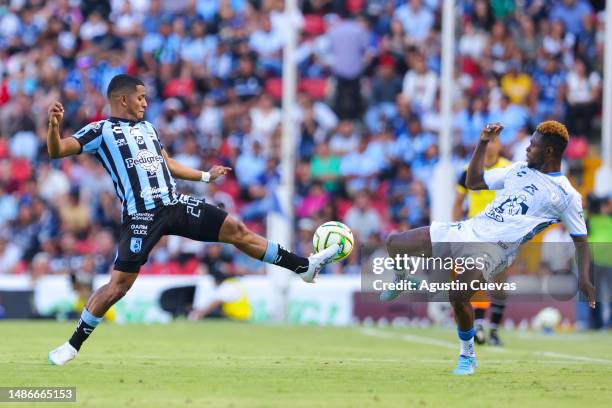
68, 318, 95, 351
274, 246, 309, 274
490, 299, 506, 329
474, 307, 486, 322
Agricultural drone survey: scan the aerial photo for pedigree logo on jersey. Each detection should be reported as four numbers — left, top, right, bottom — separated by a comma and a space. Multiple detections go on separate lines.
125, 150, 163, 174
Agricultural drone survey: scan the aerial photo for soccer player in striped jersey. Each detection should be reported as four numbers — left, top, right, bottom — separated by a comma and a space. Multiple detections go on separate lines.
381, 121, 596, 375
47, 74, 342, 365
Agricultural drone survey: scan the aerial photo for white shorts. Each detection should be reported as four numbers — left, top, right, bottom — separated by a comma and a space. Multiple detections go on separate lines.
429, 221, 509, 282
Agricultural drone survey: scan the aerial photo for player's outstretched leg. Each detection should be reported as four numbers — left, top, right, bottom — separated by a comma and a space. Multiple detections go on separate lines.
217, 215, 341, 283
48, 270, 138, 365
380, 227, 432, 302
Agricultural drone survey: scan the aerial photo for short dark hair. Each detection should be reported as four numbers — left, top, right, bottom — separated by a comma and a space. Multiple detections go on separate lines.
106, 74, 144, 98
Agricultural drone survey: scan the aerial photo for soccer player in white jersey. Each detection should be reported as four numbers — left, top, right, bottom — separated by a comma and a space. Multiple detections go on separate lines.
381, 121, 596, 375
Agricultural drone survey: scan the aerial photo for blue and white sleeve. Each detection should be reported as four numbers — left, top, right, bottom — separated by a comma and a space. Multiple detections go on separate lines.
71, 121, 104, 154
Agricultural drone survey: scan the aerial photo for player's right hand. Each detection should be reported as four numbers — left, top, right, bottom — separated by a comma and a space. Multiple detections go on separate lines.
480, 123, 503, 142
48, 102, 64, 126
579, 279, 596, 309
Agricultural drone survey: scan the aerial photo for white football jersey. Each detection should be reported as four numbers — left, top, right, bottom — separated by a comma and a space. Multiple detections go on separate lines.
462, 162, 587, 244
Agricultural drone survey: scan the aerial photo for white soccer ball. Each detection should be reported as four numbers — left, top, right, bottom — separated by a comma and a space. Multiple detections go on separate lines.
534, 307, 562, 332
313, 221, 354, 262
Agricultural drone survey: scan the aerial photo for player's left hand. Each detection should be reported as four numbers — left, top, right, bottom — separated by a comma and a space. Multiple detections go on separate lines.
209, 165, 232, 182
578, 279, 596, 309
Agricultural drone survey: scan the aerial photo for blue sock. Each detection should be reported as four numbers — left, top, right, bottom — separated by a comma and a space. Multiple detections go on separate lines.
81, 308, 103, 327
261, 241, 279, 263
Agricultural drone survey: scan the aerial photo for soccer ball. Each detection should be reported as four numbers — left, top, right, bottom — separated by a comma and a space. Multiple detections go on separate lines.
313, 221, 354, 262
534, 307, 562, 333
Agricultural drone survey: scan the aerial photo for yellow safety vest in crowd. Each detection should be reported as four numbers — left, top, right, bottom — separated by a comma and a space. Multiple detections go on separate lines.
221, 278, 252, 321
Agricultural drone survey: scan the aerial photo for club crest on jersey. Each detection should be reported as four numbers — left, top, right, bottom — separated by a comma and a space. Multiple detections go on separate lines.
130, 127, 145, 145
125, 150, 163, 174
130, 237, 143, 253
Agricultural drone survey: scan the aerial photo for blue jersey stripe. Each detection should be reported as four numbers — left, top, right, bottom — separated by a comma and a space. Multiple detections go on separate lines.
143, 122, 176, 205
106, 121, 147, 213
96, 139, 128, 216
119, 121, 156, 211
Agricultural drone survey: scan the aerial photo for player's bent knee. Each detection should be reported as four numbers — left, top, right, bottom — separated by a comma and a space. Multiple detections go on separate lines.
220, 216, 251, 244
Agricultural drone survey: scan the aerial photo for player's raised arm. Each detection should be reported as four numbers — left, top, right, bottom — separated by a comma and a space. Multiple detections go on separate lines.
47, 102, 81, 158
161, 149, 232, 183
465, 123, 503, 190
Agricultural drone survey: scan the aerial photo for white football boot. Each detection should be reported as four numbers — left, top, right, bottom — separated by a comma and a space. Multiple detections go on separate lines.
301, 243, 342, 283
48, 342, 77, 366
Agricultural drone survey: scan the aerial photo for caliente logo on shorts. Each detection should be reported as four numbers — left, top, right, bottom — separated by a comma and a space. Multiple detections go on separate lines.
125, 150, 163, 174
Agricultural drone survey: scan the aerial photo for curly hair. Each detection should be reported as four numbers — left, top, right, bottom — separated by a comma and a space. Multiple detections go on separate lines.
536, 120, 570, 143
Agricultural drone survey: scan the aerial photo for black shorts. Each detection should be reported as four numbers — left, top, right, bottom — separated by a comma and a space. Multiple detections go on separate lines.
114, 195, 228, 273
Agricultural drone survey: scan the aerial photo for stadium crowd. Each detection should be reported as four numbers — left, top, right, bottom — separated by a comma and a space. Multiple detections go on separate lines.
0, 0, 610, 278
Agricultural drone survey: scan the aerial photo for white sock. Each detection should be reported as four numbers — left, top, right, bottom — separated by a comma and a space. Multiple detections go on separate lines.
460, 338, 475, 357
458, 328, 475, 357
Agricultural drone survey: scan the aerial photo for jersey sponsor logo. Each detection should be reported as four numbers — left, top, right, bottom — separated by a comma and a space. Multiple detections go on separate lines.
130, 212, 154, 221
140, 186, 169, 200
130, 237, 143, 253
486, 194, 530, 222
130, 224, 148, 235
125, 150, 163, 174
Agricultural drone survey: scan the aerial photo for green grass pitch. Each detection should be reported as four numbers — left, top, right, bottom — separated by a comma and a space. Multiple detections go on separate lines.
1, 321, 611, 407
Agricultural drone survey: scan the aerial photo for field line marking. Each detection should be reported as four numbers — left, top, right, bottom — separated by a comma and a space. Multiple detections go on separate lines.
361, 328, 456, 350
534, 351, 612, 364
360, 328, 612, 364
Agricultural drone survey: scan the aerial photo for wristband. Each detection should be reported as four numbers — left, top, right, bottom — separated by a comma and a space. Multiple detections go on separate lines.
201, 171, 211, 183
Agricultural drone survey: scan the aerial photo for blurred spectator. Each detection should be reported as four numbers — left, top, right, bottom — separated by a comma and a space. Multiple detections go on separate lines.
328, 11, 371, 119
500, 61, 533, 106
531, 54, 566, 123
549, 0, 593, 36
310, 141, 341, 193
401, 52, 438, 113
364, 55, 403, 133
565, 58, 601, 137
488, 95, 529, 145
344, 190, 382, 242
394, 0, 434, 44
250, 93, 281, 138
